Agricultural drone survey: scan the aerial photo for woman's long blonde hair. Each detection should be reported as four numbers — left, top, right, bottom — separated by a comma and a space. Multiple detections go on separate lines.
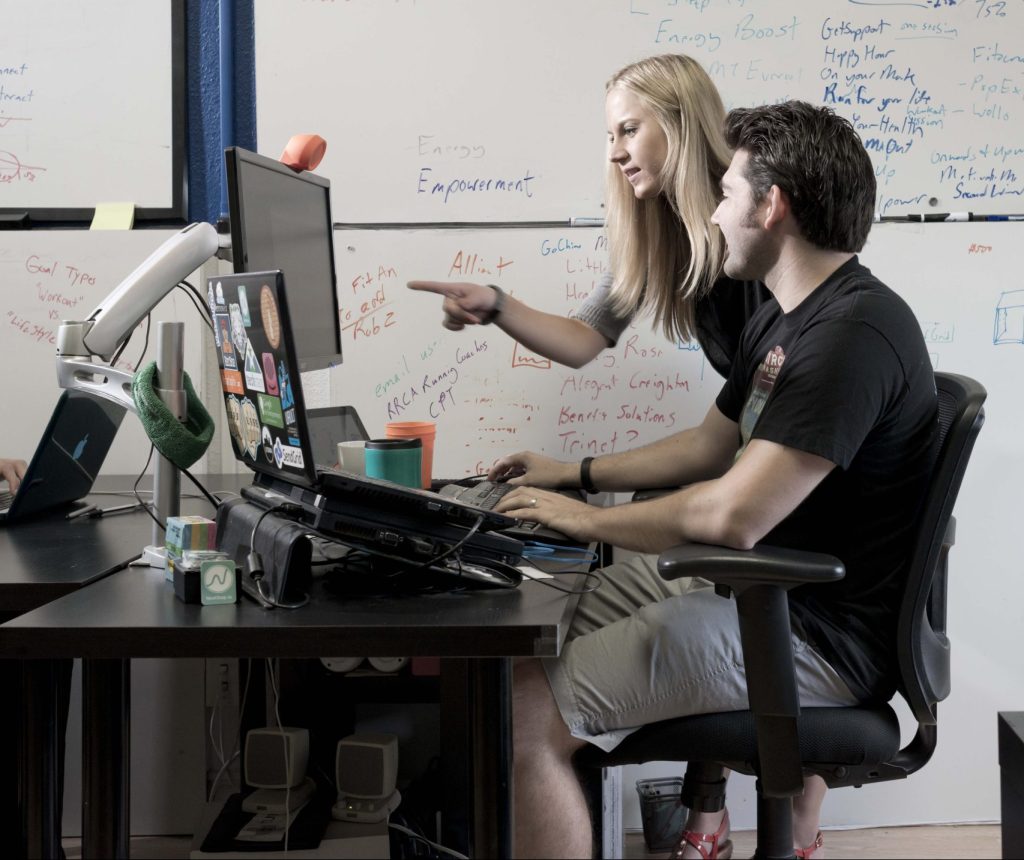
605, 54, 732, 343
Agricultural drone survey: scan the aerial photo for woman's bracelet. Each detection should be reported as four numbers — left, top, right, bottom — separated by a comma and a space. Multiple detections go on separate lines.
478, 285, 506, 325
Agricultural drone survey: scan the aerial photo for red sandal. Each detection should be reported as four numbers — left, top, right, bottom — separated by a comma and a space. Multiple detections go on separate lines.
669, 810, 733, 860
795, 831, 824, 858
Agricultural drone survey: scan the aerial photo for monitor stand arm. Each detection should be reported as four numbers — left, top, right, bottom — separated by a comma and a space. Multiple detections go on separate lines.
56, 321, 186, 568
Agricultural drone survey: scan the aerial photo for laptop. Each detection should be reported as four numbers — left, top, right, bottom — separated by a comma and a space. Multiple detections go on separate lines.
209, 271, 524, 566
306, 406, 368, 469
0, 391, 125, 524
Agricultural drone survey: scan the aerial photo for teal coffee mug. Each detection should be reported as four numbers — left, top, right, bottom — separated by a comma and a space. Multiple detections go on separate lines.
364, 438, 422, 488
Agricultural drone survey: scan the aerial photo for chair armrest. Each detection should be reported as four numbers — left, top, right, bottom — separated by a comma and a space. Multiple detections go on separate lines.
655, 542, 844, 798
658, 543, 845, 591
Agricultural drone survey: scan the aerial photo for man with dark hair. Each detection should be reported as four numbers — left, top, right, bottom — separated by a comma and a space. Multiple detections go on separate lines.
488, 101, 938, 859
722, 100, 877, 253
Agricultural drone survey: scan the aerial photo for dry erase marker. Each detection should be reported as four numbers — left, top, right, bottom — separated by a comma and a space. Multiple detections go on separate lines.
66, 504, 99, 520
911, 212, 972, 222
88, 502, 145, 518
878, 212, 974, 223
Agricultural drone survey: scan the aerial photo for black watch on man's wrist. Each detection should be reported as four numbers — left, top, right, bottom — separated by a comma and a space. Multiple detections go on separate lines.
580, 456, 599, 494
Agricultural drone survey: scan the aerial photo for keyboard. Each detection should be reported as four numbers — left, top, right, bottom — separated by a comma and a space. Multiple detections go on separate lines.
0, 490, 14, 512
436, 481, 587, 543
440, 480, 515, 511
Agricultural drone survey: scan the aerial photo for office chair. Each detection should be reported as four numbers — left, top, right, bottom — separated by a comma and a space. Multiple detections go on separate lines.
574, 371, 987, 859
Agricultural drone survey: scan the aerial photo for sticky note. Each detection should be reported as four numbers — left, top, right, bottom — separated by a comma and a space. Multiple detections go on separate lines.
165, 515, 217, 580
90, 202, 136, 230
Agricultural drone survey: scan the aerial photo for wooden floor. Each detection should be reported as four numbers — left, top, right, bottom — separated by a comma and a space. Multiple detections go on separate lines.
63, 823, 1003, 858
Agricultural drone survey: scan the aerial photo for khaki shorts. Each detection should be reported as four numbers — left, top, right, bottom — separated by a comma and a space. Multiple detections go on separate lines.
543, 554, 858, 752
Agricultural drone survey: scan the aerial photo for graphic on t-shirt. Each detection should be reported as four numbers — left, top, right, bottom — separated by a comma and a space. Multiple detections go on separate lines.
739, 344, 786, 452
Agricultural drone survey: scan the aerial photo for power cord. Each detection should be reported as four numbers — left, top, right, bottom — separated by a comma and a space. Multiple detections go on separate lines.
132, 445, 162, 529
176, 280, 215, 332
388, 821, 468, 859
207, 658, 253, 803
180, 467, 223, 510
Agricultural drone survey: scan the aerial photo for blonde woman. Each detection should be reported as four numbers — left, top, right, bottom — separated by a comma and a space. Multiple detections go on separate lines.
412, 58, 835, 860
408, 53, 769, 379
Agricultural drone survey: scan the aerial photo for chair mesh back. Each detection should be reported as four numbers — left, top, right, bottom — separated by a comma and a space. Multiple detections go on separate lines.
897, 373, 986, 724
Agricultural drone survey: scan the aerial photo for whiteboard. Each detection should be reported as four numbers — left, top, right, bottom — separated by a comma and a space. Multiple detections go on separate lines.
326, 226, 721, 475
0, 0, 184, 221
256, 0, 1024, 221
325, 222, 1022, 828
1, 230, 210, 475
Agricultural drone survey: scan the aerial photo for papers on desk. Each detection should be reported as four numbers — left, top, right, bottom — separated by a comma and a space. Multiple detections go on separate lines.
235, 808, 303, 842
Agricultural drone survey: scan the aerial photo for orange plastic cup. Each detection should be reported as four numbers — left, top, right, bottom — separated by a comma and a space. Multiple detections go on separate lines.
385, 421, 436, 488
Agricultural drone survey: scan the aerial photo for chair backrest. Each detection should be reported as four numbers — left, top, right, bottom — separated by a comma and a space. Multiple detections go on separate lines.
897, 372, 986, 724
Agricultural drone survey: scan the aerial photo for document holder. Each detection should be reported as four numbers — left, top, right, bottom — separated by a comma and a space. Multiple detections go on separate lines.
216, 498, 313, 605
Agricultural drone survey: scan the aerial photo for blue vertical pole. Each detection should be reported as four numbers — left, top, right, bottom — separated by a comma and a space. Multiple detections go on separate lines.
218, 0, 235, 218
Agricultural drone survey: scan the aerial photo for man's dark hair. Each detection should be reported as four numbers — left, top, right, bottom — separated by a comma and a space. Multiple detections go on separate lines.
724, 101, 876, 253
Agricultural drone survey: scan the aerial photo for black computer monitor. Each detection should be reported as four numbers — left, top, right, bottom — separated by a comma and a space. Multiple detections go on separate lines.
224, 146, 342, 372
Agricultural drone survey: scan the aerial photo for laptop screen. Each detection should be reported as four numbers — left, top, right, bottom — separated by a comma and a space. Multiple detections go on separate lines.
6, 390, 125, 520
209, 271, 318, 487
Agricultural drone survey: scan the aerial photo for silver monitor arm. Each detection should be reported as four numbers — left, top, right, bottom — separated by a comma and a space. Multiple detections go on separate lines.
55, 222, 220, 564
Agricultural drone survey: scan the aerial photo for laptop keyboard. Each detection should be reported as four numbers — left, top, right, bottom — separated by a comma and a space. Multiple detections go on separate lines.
0, 490, 14, 510
448, 480, 514, 511
437, 480, 542, 532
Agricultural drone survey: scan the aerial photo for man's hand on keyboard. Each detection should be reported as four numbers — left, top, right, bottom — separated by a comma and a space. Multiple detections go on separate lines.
0, 457, 27, 492
487, 451, 579, 490
494, 486, 596, 542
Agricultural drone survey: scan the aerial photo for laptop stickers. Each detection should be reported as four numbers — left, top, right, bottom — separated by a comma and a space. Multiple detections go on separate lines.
209, 272, 316, 486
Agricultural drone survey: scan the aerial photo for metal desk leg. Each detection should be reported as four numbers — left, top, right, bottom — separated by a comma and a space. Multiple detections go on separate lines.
471, 657, 513, 859
20, 659, 69, 859
440, 657, 514, 859
82, 658, 130, 859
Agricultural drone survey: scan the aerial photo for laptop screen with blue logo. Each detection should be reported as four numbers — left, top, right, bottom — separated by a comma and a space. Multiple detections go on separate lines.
1, 390, 124, 522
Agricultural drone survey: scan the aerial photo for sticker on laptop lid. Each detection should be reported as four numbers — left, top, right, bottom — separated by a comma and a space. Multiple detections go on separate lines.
260, 284, 281, 349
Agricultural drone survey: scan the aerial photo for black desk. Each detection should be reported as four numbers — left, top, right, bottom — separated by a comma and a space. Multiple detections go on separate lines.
0, 500, 583, 859
0, 490, 153, 859
0, 475, 237, 858
999, 712, 1024, 859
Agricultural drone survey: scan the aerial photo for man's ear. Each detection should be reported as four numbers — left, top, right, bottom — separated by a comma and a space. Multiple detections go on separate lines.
762, 184, 790, 230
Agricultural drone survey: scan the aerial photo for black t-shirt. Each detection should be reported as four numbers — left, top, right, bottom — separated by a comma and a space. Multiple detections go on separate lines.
716, 257, 938, 702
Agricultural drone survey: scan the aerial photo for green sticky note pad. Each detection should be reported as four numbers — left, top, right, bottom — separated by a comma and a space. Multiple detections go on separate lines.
200, 558, 237, 605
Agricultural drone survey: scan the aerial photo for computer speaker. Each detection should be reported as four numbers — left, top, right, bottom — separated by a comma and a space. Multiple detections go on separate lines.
335, 732, 398, 799
244, 727, 310, 789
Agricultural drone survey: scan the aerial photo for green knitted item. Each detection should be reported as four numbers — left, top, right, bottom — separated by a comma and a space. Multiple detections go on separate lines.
132, 361, 215, 470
